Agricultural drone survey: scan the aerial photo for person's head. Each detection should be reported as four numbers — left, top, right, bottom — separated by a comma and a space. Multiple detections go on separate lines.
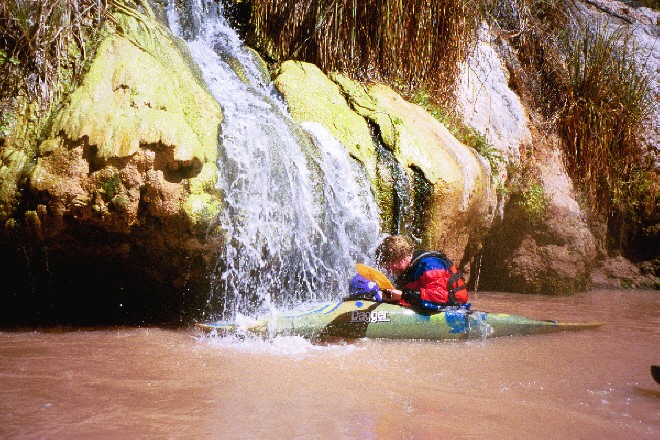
376, 235, 413, 276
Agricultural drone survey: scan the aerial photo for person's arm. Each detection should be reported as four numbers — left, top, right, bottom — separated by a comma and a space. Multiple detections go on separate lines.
381, 288, 423, 304
381, 289, 402, 303
401, 288, 422, 305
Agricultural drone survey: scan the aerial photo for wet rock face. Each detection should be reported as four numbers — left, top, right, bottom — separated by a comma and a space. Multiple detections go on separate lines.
478, 195, 597, 294
478, 142, 598, 294
1, 225, 216, 326
457, 23, 530, 164
592, 255, 659, 290
0, 10, 225, 325
455, 26, 602, 294
274, 61, 496, 267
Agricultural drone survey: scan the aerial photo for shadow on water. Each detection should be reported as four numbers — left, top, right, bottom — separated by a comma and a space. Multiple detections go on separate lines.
634, 387, 660, 398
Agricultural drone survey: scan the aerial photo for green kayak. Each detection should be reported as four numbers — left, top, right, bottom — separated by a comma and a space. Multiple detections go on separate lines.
196, 299, 605, 340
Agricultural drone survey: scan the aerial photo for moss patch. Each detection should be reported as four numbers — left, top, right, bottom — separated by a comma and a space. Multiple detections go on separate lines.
52, 17, 221, 163
36, 9, 225, 232
272, 61, 376, 180
333, 76, 494, 257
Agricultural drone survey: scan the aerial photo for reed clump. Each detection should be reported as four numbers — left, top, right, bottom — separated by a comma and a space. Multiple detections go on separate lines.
483, 0, 654, 243
250, 0, 484, 107
0, 0, 109, 136
558, 24, 653, 213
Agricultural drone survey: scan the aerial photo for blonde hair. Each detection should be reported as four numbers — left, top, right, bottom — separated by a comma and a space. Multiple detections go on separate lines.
376, 235, 413, 265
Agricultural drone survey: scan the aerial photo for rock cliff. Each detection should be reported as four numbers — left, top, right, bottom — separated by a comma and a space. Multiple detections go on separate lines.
0, 0, 657, 324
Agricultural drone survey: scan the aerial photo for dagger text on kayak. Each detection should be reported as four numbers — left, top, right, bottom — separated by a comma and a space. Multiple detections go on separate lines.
350, 310, 391, 323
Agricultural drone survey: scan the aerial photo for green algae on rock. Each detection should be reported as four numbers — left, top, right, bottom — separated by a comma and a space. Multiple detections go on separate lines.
31, 9, 223, 234
332, 75, 495, 261
272, 61, 377, 181
273, 61, 495, 262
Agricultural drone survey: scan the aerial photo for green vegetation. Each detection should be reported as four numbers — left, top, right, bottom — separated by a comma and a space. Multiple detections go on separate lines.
475, 139, 505, 179
559, 24, 653, 213
0, 48, 19, 65
0, 110, 13, 138
0, 0, 109, 135
501, 154, 549, 225
614, 168, 656, 218
102, 173, 122, 200
518, 183, 549, 225
0, 49, 19, 138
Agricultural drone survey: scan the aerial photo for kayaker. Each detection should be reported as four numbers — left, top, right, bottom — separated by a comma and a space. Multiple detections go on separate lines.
372, 235, 468, 309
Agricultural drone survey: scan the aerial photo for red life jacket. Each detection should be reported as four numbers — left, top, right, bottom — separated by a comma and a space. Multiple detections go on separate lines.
401, 251, 468, 306
445, 257, 468, 304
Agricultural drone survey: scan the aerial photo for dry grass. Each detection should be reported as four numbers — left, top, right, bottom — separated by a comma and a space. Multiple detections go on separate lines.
250, 0, 484, 106
484, 0, 653, 224
0, 0, 109, 130
559, 23, 652, 211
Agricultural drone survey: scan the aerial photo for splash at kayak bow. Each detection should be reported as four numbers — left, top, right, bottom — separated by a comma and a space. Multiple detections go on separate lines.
196, 300, 605, 340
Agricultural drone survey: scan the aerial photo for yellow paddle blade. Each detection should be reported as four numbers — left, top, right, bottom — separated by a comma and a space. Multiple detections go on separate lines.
355, 263, 394, 290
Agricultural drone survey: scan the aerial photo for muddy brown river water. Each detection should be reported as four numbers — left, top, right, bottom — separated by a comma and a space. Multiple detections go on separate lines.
1, 289, 658, 439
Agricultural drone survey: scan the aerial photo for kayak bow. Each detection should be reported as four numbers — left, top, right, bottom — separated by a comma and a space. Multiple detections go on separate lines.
196, 300, 605, 340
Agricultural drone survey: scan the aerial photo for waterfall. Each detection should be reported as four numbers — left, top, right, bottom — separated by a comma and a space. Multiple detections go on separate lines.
167, 1, 381, 319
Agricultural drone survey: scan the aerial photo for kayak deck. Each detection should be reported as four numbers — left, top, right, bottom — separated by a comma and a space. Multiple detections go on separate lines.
196, 300, 605, 340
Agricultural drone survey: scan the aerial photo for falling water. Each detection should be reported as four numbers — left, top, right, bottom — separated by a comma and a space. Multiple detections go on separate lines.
167, 1, 381, 319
